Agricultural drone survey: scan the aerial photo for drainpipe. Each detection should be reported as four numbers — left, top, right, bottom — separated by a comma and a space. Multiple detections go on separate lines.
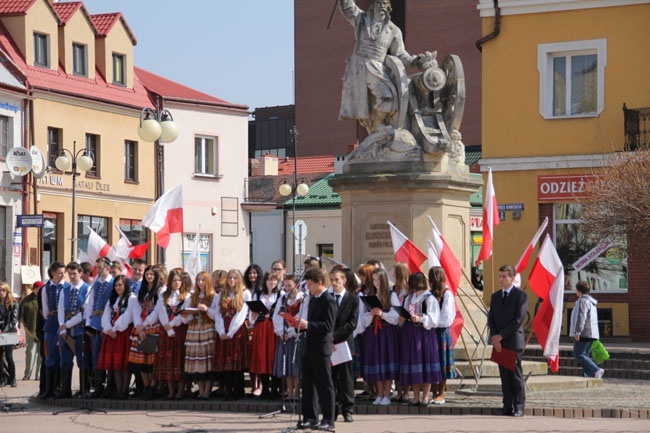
475, 0, 501, 53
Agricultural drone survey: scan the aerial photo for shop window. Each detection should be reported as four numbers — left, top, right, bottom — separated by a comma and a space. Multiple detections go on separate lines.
182, 232, 211, 273
554, 203, 627, 293
120, 218, 148, 262
77, 215, 109, 256
538, 39, 606, 119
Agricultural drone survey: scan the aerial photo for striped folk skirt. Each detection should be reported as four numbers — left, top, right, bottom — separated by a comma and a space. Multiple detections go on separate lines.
127, 324, 161, 373
153, 324, 188, 382
97, 326, 134, 371
183, 316, 216, 381
436, 327, 456, 379
399, 322, 442, 386
363, 321, 400, 382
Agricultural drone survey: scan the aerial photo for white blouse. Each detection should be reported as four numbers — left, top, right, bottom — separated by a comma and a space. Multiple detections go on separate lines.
213, 290, 252, 338
436, 290, 456, 328
361, 291, 401, 328
101, 294, 137, 333
272, 291, 305, 338
403, 291, 439, 330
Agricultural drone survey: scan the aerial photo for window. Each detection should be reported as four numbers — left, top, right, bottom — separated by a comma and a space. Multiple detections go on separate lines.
120, 218, 148, 261
194, 136, 218, 176
34, 32, 49, 67
124, 140, 137, 182
112, 53, 125, 85
554, 203, 627, 293
181, 232, 212, 274
0, 116, 10, 158
77, 215, 108, 255
538, 39, 606, 119
73, 43, 87, 76
85, 134, 99, 177
47, 127, 61, 170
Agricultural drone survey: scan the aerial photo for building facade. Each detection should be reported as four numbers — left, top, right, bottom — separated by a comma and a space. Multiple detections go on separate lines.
478, 0, 650, 340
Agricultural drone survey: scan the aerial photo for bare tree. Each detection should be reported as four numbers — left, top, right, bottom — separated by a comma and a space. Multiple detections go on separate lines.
580, 150, 650, 241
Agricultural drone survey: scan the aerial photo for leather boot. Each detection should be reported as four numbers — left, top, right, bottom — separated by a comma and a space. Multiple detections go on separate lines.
55, 370, 73, 399
41, 367, 55, 399
90, 369, 106, 399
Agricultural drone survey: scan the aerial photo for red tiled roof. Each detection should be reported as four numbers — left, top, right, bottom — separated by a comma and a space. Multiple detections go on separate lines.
89, 12, 136, 45
0, 0, 37, 15
51, 1, 81, 23
278, 155, 335, 175
0, 20, 152, 109
135, 66, 247, 110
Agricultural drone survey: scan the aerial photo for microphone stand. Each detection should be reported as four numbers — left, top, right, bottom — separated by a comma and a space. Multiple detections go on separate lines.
260, 299, 289, 419
54, 283, 107, 415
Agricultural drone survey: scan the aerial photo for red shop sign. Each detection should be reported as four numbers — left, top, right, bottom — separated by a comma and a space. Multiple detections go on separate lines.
537, 174, 596, 202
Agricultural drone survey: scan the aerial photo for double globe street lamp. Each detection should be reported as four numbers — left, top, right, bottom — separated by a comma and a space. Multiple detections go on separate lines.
54, 141, 94, 262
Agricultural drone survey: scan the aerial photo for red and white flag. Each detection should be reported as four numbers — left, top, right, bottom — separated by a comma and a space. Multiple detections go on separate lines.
187, 226, 203, 282
114, 225, 150, 260
84, 226, 111, 262
427, 240, 441, 268
427, 216, 464, 348
528, 234, 565, 373
476, 168, 499, 266
515, 217, 549, 274
387, 221, 427, 274
142, 184, 183, 249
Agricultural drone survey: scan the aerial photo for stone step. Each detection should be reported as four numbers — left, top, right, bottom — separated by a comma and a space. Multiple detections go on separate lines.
524, 354, 650, 370
454, 360, 548, 378
451, 375, 601, 393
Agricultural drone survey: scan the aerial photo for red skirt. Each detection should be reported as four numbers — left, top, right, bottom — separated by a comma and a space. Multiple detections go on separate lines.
97, 326, 133, 371
249, 318, 278, 375
214, 324, 250, 372
153, 324, 188, 381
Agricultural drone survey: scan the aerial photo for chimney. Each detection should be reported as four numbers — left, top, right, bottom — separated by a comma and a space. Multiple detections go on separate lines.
334, 155, 346, 174
260, 154, 278, 176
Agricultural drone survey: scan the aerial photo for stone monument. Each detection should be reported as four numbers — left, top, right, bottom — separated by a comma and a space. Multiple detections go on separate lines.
329, 0, 484, 356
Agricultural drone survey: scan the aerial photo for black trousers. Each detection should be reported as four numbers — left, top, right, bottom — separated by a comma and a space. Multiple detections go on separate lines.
498, 350, 525, 412
302, 354, 335, 423
332, 360, 354, 415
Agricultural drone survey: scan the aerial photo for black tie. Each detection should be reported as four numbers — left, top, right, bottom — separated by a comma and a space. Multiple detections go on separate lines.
335, 294, 341, 306
502, 290, 508, 304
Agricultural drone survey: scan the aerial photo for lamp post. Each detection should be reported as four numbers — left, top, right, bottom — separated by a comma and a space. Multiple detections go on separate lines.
137, 104, 179, 263
54, 141, 94, 262
279, 126, 310, 274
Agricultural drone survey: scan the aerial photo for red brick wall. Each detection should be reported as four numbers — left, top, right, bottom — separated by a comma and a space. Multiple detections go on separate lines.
295, 0, 482, 156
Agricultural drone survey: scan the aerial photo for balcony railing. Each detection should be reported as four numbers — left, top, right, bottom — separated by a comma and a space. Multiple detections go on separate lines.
623, 103, 650, 151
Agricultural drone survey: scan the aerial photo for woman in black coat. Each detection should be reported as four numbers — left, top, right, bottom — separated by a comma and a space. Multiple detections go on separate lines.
0, 282, 19, 387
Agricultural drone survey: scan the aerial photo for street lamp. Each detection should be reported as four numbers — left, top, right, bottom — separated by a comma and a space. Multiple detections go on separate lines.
136, 105, 179, 263
54, 141, 93, 262
279, 126, 310, 274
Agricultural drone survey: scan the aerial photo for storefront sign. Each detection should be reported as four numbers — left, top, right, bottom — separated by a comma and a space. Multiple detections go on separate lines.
470, 216, 483, 231
37, 174, 110, 192
538, 174, 595, 201
6, 147, 32, 176
17, 214, 44, 228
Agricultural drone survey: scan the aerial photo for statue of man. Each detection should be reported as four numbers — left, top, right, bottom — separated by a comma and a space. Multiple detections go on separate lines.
338, 0, 423, 134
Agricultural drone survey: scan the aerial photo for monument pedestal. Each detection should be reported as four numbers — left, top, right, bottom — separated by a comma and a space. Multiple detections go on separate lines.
330, 153, 485, 356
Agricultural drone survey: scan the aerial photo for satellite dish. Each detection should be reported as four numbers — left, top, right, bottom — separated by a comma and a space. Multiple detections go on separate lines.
30, 146, 46, 179
5, 147, 32, 176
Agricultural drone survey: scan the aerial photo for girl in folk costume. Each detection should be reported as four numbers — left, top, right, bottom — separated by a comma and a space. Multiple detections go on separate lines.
391, 262, 411, 403
183, 271, 218, 400
429, 266, 456, 404
249, 270, 283, 399
243, 264, 263, 396
272, 273, 304, 401
353, 263, 375, 398
398, 272, 442, 407
153, 269, 190, 399
128, 266, 162, 400
213, 269, 251, 401
97, 275, 137, 399
362, 268, 400, 406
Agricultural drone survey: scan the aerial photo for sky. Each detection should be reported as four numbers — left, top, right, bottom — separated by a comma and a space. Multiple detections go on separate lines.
80, 0, 295, 111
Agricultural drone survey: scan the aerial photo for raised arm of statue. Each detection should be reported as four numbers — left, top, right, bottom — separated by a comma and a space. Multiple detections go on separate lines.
339, 0, 362, 24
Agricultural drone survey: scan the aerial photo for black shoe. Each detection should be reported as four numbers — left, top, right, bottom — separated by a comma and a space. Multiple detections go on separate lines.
496, 408, 513, 416
513, 409, 525, 417
10, 379, 17, 388
343, 413, 353, 422
297, 419, 319, 429
316, 421, 335, 431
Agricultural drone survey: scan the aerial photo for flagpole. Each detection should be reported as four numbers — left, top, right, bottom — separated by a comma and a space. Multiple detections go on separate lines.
454, 290, 486, 344
459, 331, 479, 381
181, 233, 186, 269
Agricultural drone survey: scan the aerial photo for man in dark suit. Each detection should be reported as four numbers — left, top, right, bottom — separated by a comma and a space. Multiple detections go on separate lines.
297, 268, 337, 431
330, 268, 359, 423
487, 264, 528, 417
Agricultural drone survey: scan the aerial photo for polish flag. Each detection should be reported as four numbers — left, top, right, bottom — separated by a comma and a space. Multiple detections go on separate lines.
387, 221, 427, 273
114, 225, 150, 260
476, 168, 499, 266
85, 226, 111, 262
427, 216, 464, 348
427, 240, 441, 268
528, 234, 565, 373
515, 217, 549, 274
142, 184, 183, 249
